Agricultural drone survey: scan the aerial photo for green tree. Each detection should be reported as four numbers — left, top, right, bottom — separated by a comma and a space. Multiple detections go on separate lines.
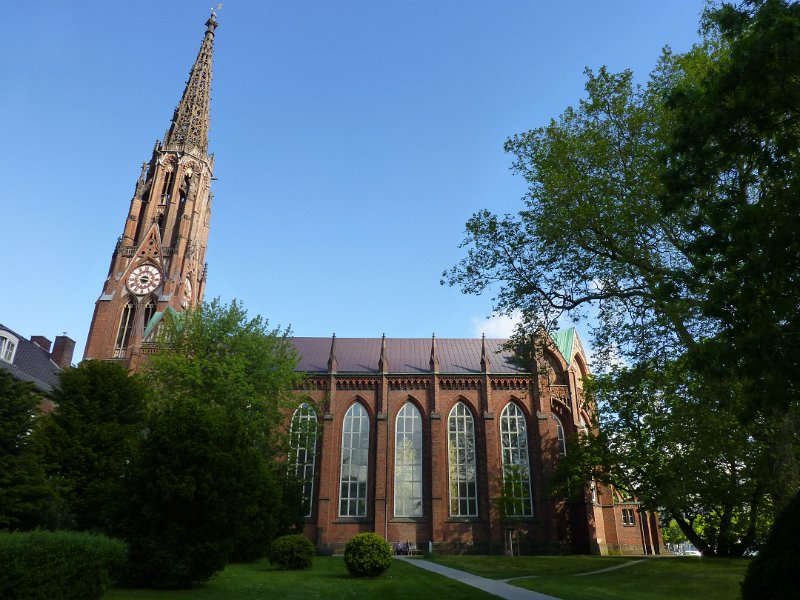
663, 0, 800, 506
119, 299, 306, 588
0, 370, 54, 530
34, 360, 147, 533
444, 5, 797, 555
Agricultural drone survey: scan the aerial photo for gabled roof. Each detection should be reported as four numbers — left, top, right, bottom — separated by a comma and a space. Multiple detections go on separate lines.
0, 324, 61, 393
291, 337, 529, 375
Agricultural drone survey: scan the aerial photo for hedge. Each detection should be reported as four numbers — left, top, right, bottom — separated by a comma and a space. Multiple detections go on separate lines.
0, 530, 127, 600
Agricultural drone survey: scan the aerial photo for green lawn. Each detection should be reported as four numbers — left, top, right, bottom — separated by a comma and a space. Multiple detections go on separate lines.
427, 554, 639, 578
105, 557, 496, 600
429, 555, 749, 600
106, 555, 750, 600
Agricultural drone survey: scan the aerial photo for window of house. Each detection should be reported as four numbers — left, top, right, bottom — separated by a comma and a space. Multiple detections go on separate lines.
500, 402, 534, 517
553, 415, 566, 456
339, 402, 369, 517
290, 403, 318, 518
0, 332, 18, 363
114, 298, 136, 358
394, 402, 423, 517
447, 401, 478, 517
622, 508, 636, 526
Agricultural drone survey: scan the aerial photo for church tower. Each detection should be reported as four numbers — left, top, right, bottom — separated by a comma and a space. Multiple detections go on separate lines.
84, 13, 218, 368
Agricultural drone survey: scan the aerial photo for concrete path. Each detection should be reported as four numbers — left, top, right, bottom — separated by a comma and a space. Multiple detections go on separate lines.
397, 557, 562, 600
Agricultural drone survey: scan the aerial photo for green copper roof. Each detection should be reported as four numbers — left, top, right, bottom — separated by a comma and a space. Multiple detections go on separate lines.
143, 305, 181, 340
552, 327, 576, 366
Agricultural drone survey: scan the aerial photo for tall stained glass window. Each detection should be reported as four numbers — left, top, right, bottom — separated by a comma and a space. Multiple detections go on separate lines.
339, 402, 369, 517
447, 401, 478, 517
394, 402, 423, 517
499, 402, 534, 517
290, 403, 318, 517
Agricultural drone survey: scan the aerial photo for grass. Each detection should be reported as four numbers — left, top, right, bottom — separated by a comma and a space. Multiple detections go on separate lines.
106, 555, 750, 600
427, 554, 638, 578
105, 556, 496, 600
429, 554, 749, 600
516, 557, 749, 600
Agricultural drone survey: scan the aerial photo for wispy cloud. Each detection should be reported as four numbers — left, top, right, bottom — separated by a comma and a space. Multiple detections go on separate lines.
470, 311, 521, 338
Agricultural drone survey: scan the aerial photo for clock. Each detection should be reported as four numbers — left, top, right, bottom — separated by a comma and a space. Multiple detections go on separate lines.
126, 264, 162, 295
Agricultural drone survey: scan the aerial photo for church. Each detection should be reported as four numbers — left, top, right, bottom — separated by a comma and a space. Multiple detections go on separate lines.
83, 12, 661, 556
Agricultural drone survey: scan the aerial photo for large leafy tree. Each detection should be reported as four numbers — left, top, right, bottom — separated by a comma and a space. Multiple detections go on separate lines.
34, 360, 148, 533
661, 0, 800, 587
663, 0, 800, 501
0, 370, 55, 530
445, 1, 798, 556
118, 299, 307, 588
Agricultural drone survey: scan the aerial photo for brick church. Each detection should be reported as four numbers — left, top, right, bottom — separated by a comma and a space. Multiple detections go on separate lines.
83, 13, 661, 556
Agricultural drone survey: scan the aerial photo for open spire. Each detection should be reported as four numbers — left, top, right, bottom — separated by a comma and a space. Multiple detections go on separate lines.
164, 11, 217, 156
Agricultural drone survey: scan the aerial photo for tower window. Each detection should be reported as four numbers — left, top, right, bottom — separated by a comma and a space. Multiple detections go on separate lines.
339, 402, 369, 517
160, 169, 175, 204
447, 401, 478, 517
394, 402, 423, 517
143, 297, 157, 331
290, 403, 318, 518
499, 402, 534, 517
114, 298, 136, 358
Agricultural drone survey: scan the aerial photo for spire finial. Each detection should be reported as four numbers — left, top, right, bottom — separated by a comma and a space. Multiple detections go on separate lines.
164, 13, 217, 156
480, 333, 491, 373
327, 333, 337, 373
379, 334, 389, 373
429, 332, 439, 373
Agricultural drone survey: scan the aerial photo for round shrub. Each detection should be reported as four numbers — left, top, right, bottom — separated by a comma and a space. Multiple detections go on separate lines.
344, 532, 392, 577
268, 534, 314, 570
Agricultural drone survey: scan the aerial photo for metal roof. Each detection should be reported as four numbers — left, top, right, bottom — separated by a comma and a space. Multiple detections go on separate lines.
291, 337, 530, 375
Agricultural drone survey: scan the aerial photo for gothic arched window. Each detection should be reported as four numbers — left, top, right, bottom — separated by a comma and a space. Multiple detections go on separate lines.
114, 297, 136, 358
143, 297, 157, 332
447, 401, 478, 517
339, 402, 369, 517
500, 402, 534, 517
290, 403, 318, 517
394, 402, 423, 517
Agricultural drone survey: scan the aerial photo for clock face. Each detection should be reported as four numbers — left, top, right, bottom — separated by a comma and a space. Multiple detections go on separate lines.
126, 264, 162, 295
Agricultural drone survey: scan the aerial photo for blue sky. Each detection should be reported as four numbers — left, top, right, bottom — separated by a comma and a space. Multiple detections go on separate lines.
1, 1, 707, 361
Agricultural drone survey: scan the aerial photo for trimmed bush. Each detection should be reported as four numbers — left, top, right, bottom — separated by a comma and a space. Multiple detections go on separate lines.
741, 489, 800, 600
0, 530, 127, 600
344, 532, 392, 577
268, 534, 315, 570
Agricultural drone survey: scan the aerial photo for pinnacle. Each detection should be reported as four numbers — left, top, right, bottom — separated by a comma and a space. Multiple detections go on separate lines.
163, 14, 216, 157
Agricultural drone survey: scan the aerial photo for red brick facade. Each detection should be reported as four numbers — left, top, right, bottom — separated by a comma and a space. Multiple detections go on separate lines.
290, 335, 662, 555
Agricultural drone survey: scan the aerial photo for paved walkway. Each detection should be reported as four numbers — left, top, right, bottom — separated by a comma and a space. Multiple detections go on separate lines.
396, 557, 562, 600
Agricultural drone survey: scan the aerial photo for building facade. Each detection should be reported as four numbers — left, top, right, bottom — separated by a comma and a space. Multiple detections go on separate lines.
83, 13, 661, 556
289, 333, 661, 555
